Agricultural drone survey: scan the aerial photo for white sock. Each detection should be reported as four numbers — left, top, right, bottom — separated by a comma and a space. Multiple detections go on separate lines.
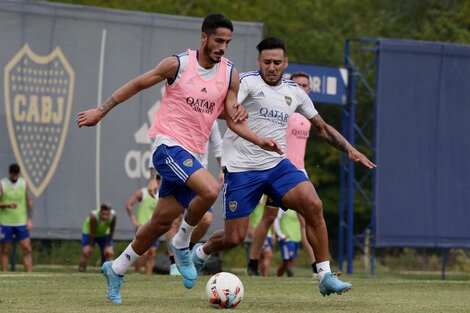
171, 219, 196, 249
112, 244, 140, 275
316, 261, 332, 282
195, 244, 211, 261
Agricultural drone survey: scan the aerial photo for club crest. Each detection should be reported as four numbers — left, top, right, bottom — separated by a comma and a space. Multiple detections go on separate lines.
4, 44, 75, 197
229, 201, 238, 212
284, 96, 292, 106
183, 159, 193, 167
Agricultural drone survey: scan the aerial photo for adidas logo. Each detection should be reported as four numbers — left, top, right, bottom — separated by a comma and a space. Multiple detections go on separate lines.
256, 91, 265, 97
200, 87, 207, 93
182, 227, 187, 233
125, 253, 131, 261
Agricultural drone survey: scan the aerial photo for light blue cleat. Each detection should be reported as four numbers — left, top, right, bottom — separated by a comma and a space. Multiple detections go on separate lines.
169, 239, 197, 289
191, 243, 207, 274
319, 272, 352, 296
101, 261, 124, 304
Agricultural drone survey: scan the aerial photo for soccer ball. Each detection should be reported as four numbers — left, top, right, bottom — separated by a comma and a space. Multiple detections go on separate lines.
206, 272, 244, 309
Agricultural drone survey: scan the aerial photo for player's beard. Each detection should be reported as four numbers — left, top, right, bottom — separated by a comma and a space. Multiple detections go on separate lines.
204, 43, 222, 64
261, 71, 283, 86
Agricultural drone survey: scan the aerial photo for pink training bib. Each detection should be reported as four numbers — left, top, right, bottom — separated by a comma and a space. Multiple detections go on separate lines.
286, 112, 311, 169
148, 49, 230, 154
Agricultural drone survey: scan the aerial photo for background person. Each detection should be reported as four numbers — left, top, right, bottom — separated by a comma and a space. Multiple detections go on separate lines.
0, 164, 33, 272
79, 204, 116, 272
274, 208, 301, 277
126, 175, 161, 274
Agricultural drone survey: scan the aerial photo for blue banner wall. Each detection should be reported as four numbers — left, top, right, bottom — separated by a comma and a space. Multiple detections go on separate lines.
0, 0, 262, 239
375, 39, 470, 248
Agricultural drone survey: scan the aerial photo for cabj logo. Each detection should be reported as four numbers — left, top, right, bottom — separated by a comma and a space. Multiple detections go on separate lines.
4, 44, 75, 197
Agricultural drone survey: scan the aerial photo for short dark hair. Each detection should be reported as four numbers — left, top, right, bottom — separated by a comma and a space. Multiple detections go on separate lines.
256, 37, 286, 54
9, 163, 20, 174
100, 203, 112, 211
290, 71, 309, 81
201, 13, 233, 35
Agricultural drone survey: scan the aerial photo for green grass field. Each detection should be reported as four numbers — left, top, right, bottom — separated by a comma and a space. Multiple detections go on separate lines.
1, 268, 469, 313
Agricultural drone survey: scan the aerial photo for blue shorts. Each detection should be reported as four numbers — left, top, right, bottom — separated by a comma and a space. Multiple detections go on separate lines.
223, 159, 309, 219
153, 145, 204, 209
0, 225, 30, 242
278, 240, 300, 260
81, 234, 113, 251
263, 236, 273, 250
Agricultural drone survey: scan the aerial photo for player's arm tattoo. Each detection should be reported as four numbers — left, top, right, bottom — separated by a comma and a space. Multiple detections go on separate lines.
312, 117, 349, 153
97, 96, 118, 115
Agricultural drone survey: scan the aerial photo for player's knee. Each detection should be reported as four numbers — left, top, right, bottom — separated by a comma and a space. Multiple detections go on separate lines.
202, 185, 220, 203
306, 197, 323, 214
0, 247, 9, 255
22, 245, 32, 256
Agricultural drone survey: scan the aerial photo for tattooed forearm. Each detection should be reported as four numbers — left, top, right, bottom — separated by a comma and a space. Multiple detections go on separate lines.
98, 96, 118, 115
322, 126, 349, 152
312, 116, 349, 153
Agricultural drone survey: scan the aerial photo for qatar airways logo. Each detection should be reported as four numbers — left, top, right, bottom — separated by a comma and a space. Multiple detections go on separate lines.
259, 107, 289, 126
291, 129, 309, 139
186, 97, 215, 114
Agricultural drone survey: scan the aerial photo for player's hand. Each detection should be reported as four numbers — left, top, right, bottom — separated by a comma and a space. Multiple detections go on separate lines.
147, 179, 158, 198
257, 138, 283, 155
76, 108, 104, 127
83, 245, 93, 256
218, 170, 224, 187
26, 218, 32, 232
231, 103, 248, 122
348, 149, 376, 169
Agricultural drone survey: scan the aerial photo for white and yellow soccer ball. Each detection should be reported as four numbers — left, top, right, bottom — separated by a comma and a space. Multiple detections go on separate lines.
206, 272, 244, 309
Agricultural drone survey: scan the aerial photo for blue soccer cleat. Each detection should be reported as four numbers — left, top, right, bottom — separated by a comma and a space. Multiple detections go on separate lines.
191, 243, 207, 274
101, 261, 125, 304
169, 239, 197, 289
319, 272, 352, 296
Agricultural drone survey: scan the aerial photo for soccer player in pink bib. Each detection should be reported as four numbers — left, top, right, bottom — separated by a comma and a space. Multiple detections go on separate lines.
77, 14, 281, 304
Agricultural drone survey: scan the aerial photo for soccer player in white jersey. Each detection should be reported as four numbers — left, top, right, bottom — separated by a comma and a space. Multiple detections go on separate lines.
247, 72, 341, 279
77, 14, 281, 304
193, 37, 376, 297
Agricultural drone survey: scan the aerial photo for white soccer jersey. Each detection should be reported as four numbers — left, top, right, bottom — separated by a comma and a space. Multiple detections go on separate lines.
202, 121, 223, 167
222, 71, 318, 172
